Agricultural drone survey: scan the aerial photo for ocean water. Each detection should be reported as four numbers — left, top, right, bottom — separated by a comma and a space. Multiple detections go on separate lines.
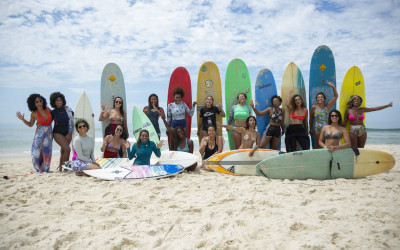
1, 123, 399, 157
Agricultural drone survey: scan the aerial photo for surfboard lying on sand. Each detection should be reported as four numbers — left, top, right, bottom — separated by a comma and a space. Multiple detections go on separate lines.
62, 158, 158, 171
151, 150, 198, 169
83, 164, 184, 180
256, 148, 395, 180
203, 149, 280, 175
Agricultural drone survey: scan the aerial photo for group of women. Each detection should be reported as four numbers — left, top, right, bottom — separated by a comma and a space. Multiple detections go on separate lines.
17, 85, 392, 174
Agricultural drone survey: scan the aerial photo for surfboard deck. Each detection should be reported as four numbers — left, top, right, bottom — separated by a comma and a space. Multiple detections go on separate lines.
83, 164, 184, 180
281, 62, 307, 151
309, 45, 337, 148
256, 148, 395, 180
100, 63, 127, 137
225, 58, 252, 150
132, 106, 160, 144
197, 61, 223, 142
339, 66, 366, 144
255, 69, 278, 149
151, 150, 198, 169
203, 149, 280, 175
167, 67, 192, 148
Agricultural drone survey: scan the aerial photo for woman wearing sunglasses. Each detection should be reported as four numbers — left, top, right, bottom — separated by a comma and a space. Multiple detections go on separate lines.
17, 94, 53, 173
99, 96, 129, 139
101, 124, 127, 158
318, 110, 350, 151
70, 119, 100, 175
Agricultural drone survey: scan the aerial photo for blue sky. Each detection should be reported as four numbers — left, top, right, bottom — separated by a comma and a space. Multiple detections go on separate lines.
1, 0, 399, 131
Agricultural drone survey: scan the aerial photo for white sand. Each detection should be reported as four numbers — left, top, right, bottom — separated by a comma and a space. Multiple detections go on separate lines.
0, 144, 399, 249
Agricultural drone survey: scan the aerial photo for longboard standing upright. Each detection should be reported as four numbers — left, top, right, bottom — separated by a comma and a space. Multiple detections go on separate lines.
225, 58, 252, 150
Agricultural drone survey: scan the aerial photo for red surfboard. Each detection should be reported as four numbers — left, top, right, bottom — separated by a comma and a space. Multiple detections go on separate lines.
167, 67, 192, 148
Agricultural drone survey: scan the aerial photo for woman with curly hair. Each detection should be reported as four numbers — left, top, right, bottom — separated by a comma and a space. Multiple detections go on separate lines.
285, 89, 310, 152
50, 92, 74, 171
16, 94, 53, 173
342, 95, 393, 148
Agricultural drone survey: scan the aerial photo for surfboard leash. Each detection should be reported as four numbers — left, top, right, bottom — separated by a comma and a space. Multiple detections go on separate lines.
329, 152, 341, 180
3, 172, 36, 180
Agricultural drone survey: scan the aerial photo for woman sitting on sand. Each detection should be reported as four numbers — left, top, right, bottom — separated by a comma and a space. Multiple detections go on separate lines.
70, 119, 101, 175
218, 116, 260, 157
125, 130, 163, 165
250, 95, 285, 150
319, 110, 350, 151
200, 125, 224, 171
342, 95, 392, 148
16, 94, 53, 173
285, 89, 310, 152
101, 124, 127, 158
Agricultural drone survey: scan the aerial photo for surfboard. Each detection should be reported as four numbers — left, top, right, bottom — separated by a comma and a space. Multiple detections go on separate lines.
339, 66, 365, 144
100, 63, 127, 137
167, 67, 192, 148
225, 58, 252, 150
309, 45, 337, 148
132, 106, 160, 144
256, 148, 395, 180
62, 157, 157, 171
83, 164, 184, 180
203, 149, 280, 175
72, 91, 95, 160
255, 68, 278, 148
151, 150, 199, 169
281, 62, 307, 151
197, 61, 223, 141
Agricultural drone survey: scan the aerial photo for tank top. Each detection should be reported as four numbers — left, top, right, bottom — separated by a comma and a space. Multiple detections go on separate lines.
270, 108, 283, 123
202, 141, 219, 160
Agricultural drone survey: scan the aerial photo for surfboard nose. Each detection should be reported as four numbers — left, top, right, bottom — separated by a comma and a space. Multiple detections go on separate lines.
353, 149, 396, 178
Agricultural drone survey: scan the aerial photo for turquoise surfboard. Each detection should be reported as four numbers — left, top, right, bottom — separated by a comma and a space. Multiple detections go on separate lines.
309, 45, 336, 148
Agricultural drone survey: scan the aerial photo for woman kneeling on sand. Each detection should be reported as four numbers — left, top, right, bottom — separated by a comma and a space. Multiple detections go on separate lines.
318, 110, 350, 151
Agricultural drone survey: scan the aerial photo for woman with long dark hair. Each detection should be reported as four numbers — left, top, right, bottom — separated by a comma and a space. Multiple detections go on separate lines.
99, 96, 129, 139
101, 124, 127, 158
319, 110, 350, 151
17, 94, 53, 173
125, 130, 163, 165
143, 94, 165, 139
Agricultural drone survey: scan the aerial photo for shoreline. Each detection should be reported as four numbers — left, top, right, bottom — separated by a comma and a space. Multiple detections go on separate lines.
0, 144, 399, 248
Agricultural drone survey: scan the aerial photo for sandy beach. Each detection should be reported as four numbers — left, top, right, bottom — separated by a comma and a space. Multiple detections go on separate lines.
0, 144, 399, 249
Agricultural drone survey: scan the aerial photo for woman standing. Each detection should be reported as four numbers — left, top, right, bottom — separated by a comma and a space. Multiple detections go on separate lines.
197, 96, 226, 138
167, 88, 197, 140
143, 94, 165, 139
342, 95, 392, 148
17, 94, 53, 173
309, 81, 338, 148
99, 96, 129, 139
125, 130, 163, 165
101, 124, 127, 158
49, 92, 74, 171
250, 95, 285, 150
319, 110, 350, 151
285, 89, 310, 152
218, 116, 260, 157
200, 126, 224, 171
70, 119, 100, 175
227, 93, 252, 149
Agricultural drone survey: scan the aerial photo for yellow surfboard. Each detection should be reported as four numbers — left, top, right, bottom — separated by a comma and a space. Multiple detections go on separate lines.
197, 61, 223, 142
339, 66, 365, 143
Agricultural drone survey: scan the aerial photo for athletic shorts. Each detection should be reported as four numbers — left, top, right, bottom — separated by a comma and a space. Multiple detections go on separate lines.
264, 124, 282, 139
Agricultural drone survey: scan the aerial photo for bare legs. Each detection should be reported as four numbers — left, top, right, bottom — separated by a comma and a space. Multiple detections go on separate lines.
54, 133, 72, 171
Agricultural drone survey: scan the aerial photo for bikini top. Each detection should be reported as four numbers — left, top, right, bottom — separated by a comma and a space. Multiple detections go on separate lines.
107, 141, 121, 151
270, 108, 283, 123
177, 138, 189, 152
37, 109, 52, 126
243, 132, 257, 143
349, 111, 364, 121
290, 108, 306, 120
324, 131, 341, 140
109, 114, 123, 122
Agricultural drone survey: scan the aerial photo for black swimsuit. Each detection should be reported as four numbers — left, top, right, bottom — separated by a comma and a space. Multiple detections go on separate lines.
202, 142, 219, 160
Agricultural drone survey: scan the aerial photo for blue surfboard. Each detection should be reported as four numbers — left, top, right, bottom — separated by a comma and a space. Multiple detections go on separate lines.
255, 69, 278, 149
309, 45, 336, 148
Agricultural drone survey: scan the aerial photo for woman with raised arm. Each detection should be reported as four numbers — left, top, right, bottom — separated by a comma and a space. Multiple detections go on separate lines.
342, 95, 392, 148
49, 92, 74, 171
309, 81, 338, 148
101, 124, 127, 158
16, 94, 53, 173
250, 95, 285, 150
285, 89, 310, 152
319, 110, 350, 151
197, 96, 226, 139
125, 130, 163, 165
227, 93, 252, 149
218, 116, 260, 157
99, 96, 129, 139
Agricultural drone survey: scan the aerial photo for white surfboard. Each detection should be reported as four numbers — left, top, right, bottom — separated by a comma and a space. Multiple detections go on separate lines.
100, 63, 127, 137
132, 106, 160, 144
73, 91, 95, 146
151, 150, 199, 169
